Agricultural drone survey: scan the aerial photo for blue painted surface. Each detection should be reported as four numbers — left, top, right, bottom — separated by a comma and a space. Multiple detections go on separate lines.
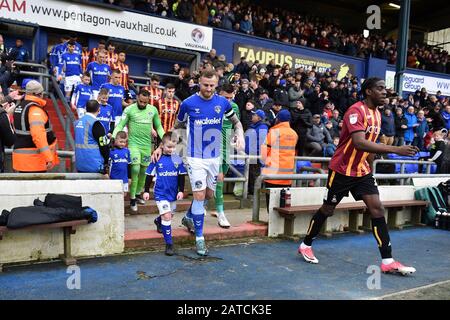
1, 228, 450, 300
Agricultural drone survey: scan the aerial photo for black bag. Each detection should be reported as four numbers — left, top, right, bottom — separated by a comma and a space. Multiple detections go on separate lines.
437, 179, 450, 210
42, 194, 82, 210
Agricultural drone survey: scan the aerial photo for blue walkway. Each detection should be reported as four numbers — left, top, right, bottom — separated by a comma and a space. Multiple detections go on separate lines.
1, 228, 450, 300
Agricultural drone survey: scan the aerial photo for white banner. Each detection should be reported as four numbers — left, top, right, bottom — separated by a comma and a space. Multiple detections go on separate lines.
386, 70, 450, 96
0, 0, 213, 52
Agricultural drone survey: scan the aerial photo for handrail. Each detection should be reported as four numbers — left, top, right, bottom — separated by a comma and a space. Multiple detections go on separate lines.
13, 61, 49, 90
145, 71, 179, 79
251, 173, 450, 222
48, 92, 75, 151
4, 149, 75, 173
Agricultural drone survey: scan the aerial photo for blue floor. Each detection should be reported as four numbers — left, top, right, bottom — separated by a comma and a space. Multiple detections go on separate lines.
1, 228, 450, 300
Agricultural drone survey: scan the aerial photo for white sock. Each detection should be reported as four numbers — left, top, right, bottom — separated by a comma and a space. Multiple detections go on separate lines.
382, 258, 394, 265
196, 236, 204, 242
300, 242, 310, 249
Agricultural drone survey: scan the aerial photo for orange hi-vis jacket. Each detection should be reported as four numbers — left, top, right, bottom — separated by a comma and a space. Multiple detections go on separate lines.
12, 95, 59, 172
261, 121, 298, 185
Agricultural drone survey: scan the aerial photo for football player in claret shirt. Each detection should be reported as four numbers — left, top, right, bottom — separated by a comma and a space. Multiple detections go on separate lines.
144, 74, 163, 107
157, 83, 180, 133
143, 132, 187, 256
298, 77, 420, 275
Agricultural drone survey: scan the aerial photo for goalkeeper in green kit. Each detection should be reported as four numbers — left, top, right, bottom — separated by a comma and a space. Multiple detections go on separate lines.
113, 89, 165, 212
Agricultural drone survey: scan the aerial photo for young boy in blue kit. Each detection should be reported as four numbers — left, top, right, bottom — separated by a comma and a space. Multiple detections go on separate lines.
109, 131, 131, 195
143, 132, 187, 256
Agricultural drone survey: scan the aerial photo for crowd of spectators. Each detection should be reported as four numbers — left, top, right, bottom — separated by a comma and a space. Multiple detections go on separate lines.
101, 0, 450, 75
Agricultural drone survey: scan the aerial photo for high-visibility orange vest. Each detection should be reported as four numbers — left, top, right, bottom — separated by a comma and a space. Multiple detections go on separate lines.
261, 121, 298, 185
12, 95, 59, 172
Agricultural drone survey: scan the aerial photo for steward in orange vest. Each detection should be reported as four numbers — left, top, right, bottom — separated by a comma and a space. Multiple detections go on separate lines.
12, 81, 59, 172
261, 109, 298, 186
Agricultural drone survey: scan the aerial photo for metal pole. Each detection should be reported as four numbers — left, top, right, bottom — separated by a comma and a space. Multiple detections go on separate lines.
400, 163, 406, 185
394, 0, 411, 96
242, 156, 250, 200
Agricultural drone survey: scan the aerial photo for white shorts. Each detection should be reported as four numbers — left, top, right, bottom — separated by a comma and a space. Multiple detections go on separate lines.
156, 200, 177, 215
76, 108, 86, 119
64, 75, 81, 92
186, 157, 220, 192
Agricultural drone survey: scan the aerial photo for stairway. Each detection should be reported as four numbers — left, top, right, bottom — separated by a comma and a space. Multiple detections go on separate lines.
45, 98, 76, 151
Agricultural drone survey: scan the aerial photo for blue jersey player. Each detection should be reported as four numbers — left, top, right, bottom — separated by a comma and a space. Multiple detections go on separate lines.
100, 69, 127, 125
96, 88, 114, 134
71, 72, 93, 119
60, 40, 82, 101
144, 132, 187, 256
109, 131, 131, 194
152, 70, 245, 256
86, 50, 111, 99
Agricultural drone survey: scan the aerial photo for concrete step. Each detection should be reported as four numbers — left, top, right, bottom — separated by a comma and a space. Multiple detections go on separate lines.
125, 222, 268, 250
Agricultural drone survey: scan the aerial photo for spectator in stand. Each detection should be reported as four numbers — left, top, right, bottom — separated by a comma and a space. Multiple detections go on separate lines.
235, 78, 253, 114
288, 78, 304, 109
428, 129, 447, 173
290, 99, 312, 156
429, 104, 445, 130
441, 104, 450, 130
177, 0, 194, 22
240, 14, 254, 35
394, 107, 407, 146
235, 56, 251, 79
404, 106, 419, 145
414, 110, 429, 151
380, 107, 395, 146
266, 100, 284, 127
305, 113, 332, 156
194, 0, 209, 25
221, 6, 235, 31
134, 0, 158, 14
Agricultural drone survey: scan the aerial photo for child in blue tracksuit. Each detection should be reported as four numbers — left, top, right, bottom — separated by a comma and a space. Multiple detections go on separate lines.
109, 131, 131, 195
143, 132, 187, 256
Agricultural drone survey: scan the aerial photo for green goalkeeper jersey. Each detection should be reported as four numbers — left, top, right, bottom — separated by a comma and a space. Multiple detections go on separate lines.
112, 103, 165, 148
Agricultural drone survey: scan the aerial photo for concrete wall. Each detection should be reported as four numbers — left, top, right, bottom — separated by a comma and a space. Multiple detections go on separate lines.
0, 180, 124, 265
268, 186, 418, 237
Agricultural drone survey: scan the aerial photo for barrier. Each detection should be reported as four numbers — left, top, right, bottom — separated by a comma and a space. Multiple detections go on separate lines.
0, 175, 124, 267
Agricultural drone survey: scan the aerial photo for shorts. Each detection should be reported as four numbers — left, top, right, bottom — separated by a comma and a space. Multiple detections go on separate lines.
324, 169, 379, 205
186, 157, 220, 192
156, 200, 177, 215
92, 90, 99, 100
64, 75, 81, 92
76, 107, 86, 119
129, 146, 152, 167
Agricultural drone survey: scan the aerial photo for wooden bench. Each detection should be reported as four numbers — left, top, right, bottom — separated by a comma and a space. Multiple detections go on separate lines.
274, 200, 428, 237
0, 219, 88, 271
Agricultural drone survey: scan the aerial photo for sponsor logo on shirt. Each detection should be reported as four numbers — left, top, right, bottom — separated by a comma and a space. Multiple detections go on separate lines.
194, 117, 222, 125
159, 170, 178, 177
349, 113, 358, 125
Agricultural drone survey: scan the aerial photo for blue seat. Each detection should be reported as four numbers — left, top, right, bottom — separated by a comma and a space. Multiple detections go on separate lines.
296, 160, 312, 174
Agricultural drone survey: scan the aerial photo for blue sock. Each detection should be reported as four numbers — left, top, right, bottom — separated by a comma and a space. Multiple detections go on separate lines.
161, 220, 173, 245
186, 204, 193, 219
191, 199, 204, 238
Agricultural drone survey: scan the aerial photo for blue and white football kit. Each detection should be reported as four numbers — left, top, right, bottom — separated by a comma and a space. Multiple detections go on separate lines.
146, 154, 187, 215
97, 103, 114, 133
177, 93, 235, 192
71, 83, 93, 118
86, 62, 111, 98
61, 52, 82, 92
109, 147, 131, 192
100, 83, 126, 124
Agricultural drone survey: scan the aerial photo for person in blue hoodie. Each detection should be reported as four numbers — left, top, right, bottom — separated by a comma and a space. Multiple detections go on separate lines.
441, 105, 450, 130
413, 109, 429, 151
245, 109, 268, 195
380, 107, 396, 145
404, 106, 419, 145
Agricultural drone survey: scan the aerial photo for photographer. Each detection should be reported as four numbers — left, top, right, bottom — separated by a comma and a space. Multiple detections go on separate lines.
0, 90, 21, 172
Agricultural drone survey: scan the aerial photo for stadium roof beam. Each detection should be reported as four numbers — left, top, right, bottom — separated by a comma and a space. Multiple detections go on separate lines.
394, 0, 411, 96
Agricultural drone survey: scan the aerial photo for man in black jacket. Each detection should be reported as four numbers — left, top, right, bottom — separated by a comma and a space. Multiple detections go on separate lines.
394, 107, 408, 146
0, 92, 18, 172
290, 99, 312, 155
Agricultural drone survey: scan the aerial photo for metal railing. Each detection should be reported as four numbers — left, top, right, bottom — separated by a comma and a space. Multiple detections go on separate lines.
251, 172, 450, 222
4, 149, 76, 173
13, 61, 49, 90
373, 159, 436, 184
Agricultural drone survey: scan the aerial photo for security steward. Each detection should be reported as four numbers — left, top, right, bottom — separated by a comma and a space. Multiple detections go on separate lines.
74, 99, 110, 174
261, 109, 298, 209
12, 80, 59, 173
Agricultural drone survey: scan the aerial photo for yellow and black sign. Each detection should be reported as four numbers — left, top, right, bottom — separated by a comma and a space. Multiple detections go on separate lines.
233, 43, 356, 80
